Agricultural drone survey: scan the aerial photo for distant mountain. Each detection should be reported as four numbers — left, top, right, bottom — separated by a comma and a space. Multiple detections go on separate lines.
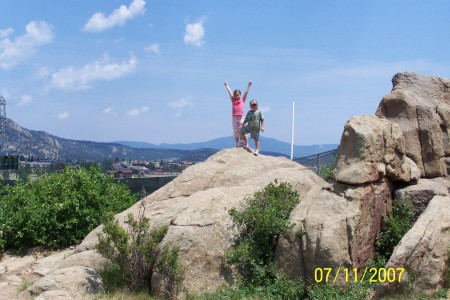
115, 137, 338, 157
3, 118, 336, 162
3, 118, 219, 162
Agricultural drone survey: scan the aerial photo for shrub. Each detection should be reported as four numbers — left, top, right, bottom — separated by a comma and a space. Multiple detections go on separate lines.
96, 200, 184, 299
319, 162, 335, 181
196, 275, 305, 300
0, 166, 137, 253
307, 282, 373, 300
223, 180, 304, 298
375, 199, 414, 261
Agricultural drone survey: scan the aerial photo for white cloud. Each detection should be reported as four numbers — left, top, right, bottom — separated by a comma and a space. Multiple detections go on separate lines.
145, 43, 160, 54
50, 54, 137, 91
33, 66, 52, 80
169, 97, 193, 109
260, 106, 271, 113
169, 97, 193, 117
127, 106, 149, 117
103, 107, 117, 116
57, 111, 70, 119
83, 0, 146, 32
0, 21, 54, 70
0, 28, 13, 38
184, 19, 205, 47
18, 94, 32, 106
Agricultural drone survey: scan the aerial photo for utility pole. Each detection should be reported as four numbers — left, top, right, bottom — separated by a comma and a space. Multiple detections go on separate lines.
290, 101, 295, 160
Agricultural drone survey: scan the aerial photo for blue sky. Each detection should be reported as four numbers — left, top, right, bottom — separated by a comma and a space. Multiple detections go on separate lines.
1, 1, 449, 145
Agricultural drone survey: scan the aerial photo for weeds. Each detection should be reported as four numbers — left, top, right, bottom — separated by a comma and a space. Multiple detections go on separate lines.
96, 200, 184, 299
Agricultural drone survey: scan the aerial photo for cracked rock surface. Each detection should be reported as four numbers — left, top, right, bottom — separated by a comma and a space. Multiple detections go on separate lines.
38, 147, 325, 296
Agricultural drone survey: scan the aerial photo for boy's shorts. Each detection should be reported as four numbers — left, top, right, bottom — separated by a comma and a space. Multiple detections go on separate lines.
240, 125, 260, 141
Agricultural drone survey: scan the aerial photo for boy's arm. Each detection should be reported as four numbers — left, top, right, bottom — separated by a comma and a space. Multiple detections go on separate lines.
242, 81, 252, 101
260, 119, 264, 132
224, 82, 233, 99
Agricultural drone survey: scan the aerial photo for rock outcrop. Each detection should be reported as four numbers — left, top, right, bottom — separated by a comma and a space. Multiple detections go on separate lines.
274, 179, 392, 285
375, 72, 450, 177
377, 194, 450, 297
276, 72, 449, 296
333, 115, 420, 185
14, 148, 325, 298
394, 177, 450, 221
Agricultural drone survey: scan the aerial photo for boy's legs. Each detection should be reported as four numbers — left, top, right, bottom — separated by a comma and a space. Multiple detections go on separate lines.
250, 130, 260, 154
240, 125, 250, 148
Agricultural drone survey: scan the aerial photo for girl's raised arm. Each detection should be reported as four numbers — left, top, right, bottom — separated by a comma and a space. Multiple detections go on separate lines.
224, 82, 233, 99
242, 80, 252, 101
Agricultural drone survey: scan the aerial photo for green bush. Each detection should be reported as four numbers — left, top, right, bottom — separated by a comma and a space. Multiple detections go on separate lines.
319, 162, 335, 181
375, 200, 414, 261
307, 282, 373, 300
196, 275, 305, 300
96, 202, 184, 299
0, 166, 137, 253
222, 180, 304, 298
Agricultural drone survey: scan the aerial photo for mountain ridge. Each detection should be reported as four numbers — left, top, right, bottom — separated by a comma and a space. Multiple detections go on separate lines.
3, 118, 218, 162
114, 137, 338, 157
4, 118, 337, 161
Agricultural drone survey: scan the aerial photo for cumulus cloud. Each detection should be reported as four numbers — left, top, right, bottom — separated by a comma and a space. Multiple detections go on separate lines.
57, 111, 70, 119
84, 0, 146, 32
0, 28, 13, 38
0, 21, 54, 70
169, 97, 193, 117
145, 43, 160, 54
184, 19, 205, 47
33, 66, 52, 80
260, 106, 271, 113
50, 54, 137, 91
18, 94, 32, 106
169, 97, 193, 109
127, 106, 149, 117
103, 107, 117, 116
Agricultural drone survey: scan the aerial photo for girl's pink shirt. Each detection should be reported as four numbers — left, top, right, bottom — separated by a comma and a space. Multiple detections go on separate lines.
231, 97, 245, 116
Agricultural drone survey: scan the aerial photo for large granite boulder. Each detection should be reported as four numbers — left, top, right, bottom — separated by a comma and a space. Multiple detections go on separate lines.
376, 195, 450, 297
274, 179, 392, 285
394, 177, 450, 221
375, 72, 450, 177
333, 115, 419, 185
21, 148, 325, 298
19, 266, 103, 299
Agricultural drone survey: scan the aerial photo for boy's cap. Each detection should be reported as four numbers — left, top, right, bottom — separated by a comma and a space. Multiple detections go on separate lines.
250, 99, 258, 105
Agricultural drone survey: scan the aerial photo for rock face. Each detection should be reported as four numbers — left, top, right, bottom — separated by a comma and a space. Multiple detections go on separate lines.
394, 177, 450, 221
375, 72, 450, 177
376, 195, 450, 297
276, 72, 449, 296
13, 148, 325, 298
274, 179, 393, 285
333, 115, 420, 185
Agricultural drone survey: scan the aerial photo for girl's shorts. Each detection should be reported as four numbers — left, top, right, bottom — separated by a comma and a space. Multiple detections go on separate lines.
232, 115, 244, 138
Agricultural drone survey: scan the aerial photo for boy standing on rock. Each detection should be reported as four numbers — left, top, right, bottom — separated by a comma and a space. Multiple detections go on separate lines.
240, 99, 264, 155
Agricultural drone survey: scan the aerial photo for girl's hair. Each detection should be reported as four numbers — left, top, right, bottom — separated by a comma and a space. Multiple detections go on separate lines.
233, 89, 241, 97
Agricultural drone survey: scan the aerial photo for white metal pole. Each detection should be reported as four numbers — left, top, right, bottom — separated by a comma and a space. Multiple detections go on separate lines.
290, 101, 294, 160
